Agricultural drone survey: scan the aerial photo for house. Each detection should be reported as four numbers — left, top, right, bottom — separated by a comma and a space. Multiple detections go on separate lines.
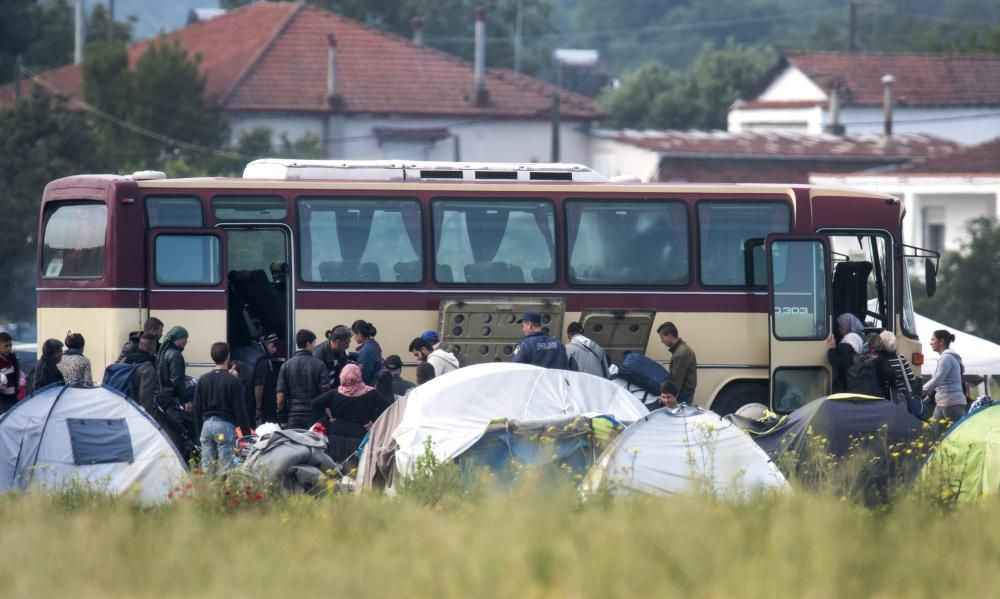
812, 138, 1000, 254
0, 2, 602, 164
589, 129, 959, 183
728, 52, 1000, 145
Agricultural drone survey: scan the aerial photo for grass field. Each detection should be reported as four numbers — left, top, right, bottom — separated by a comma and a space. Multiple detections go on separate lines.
2, 473, 999, 599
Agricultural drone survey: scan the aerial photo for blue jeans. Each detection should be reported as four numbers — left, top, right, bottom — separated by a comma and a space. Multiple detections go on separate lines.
200, 417, 237, 474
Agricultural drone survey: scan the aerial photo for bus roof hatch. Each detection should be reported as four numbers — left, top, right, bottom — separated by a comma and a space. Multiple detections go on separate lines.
242, 159, 607, 183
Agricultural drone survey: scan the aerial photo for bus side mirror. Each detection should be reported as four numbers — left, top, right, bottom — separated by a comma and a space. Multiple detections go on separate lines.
925, 257, 937, 297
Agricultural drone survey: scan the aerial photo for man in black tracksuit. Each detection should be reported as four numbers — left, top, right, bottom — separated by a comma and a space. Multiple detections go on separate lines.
276, 329, 329, 429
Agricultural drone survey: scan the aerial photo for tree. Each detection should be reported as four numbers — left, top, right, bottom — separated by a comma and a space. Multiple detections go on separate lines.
913, 217, 1000, 343
600, 42, 775, 130
0, 87, 104, 321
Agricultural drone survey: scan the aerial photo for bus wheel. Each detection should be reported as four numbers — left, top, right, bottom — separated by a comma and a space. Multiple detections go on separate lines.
710, 381, 768, 416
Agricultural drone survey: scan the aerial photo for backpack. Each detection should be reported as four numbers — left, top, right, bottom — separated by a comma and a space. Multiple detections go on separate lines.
845, 354, 881, 397
617, 353, 670, 396
103, 362, 140, 396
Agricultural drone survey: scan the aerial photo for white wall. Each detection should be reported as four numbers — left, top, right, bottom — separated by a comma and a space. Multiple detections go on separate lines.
228, 111, 592, 165
728, 106, 823, 133
757, 66, 827, 102
589, 137, 661, 181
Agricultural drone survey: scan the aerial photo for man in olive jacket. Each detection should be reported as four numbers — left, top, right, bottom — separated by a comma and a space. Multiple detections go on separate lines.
657, 322, 697, 404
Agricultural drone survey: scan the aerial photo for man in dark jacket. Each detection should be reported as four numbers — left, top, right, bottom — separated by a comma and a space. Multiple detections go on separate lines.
118, 317, 164, 362
384, 354, 415, 396
194, 342, 252, 474
276, 329, 329, 429
254, 333, 282, 425
657, 322, 697, 404
512, 312, 570, 370
313, 325, 351, 388
122, 334, 158, 416
0, 332, 21, 413
155, 326, 196, 458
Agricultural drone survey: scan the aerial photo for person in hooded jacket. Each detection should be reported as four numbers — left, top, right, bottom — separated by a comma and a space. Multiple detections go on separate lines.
924, 329, 966, 426
351, 320, 383, 387
0, 332, 21, 413
565, 321, 610, 378
28, 339, 65, 393
408, 331, 460, 378
827, 313, 866, 393
122, 334, 159, 416
156, 326, 191, 409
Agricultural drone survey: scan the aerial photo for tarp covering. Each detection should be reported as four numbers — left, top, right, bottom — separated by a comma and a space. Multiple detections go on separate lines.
917, 313, 1000, 376
0, 385, 188, 503
393, 363, 647, 476
584, 406, 787, 497
917, 402, 1000, 503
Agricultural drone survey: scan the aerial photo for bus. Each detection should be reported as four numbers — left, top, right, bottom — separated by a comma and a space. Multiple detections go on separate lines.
36, 159, 939, 414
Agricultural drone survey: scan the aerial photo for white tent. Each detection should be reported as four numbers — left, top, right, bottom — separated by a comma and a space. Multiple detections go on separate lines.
393, 363, 648, 476
917, 313, 1000, 375
0, 385, 188, 503
584, 406, 788, 497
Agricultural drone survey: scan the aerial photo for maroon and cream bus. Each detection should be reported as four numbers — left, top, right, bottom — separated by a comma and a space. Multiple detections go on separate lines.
37, 159, 937, 414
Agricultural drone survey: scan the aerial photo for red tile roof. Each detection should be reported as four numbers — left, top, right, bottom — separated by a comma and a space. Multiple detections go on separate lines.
887, 136, 1000, 175
1, 2, 601, 120
596, 129, 960, 161
780, 52, 1000, 108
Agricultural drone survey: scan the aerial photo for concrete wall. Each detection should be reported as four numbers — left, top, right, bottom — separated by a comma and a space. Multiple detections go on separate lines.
589, 137, 661, 181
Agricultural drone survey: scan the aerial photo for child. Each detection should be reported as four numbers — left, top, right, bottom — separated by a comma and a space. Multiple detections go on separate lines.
660, 380, 680, 411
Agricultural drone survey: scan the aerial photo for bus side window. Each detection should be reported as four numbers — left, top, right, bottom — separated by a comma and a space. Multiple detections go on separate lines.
699, 201, 790, 287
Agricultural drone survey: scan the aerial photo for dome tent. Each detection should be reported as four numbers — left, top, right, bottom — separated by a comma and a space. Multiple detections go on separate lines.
0, 384, 188, 503
392, 363, 647, 478
917, 402, 1000, 503
584, 406, 787, 497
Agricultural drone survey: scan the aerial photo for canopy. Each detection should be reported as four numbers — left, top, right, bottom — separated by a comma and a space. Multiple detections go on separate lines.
393, 363, 647, 476
917, 313, 1000, 375
917, 402, 1000, 503
585, 406, 787, 497
0, 385, 188, 502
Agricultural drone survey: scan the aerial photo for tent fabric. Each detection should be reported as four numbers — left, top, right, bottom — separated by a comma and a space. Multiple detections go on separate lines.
916, 313, 1000, 375
584, 406, 787, 497
393, 363, 647, 476
357, 396, 408, 492
917, 403, 1000, 503
0, 384, 188, 503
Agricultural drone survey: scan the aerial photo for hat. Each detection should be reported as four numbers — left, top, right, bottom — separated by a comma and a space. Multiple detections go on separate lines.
517, 311, 543, 325
260, 332, 279, 345
420, 330, 440, 345
384, 354, 404, 372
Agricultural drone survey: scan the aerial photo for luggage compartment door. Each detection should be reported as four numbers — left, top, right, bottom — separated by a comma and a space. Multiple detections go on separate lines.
578, 310, 655, 366
438, 298, 565, 366
766, 234, 832, 413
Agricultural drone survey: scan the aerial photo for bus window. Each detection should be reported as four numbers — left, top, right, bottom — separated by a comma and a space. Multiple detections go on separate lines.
155, 235, 221, 286
566, 200, 688, 286
826, 234, 890, 330
771, 239, 828, 340
41, 203, 108, 279
212, 196, 287, 220
698, 201, 790, 287
146, 196, 203, 228
299, 197, 422, 284
433, 199, 555, 284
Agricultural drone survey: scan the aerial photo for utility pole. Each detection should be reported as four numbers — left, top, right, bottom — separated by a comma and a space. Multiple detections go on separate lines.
514, 0, 523, 74
107, 0, 115, 42
74, 0, 85, 65
848, 1, 857, 52
550, 95, 560, 162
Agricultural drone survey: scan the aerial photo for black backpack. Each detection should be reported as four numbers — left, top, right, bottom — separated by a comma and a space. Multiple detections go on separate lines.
846, 354, 882, 397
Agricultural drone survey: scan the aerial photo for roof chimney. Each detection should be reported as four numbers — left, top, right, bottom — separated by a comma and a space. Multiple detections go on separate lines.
473, 6, 488, 106
882, 73, 895, 139
326, 34, 342, 108
825, 81, 845, 135
411, 16, 424, 45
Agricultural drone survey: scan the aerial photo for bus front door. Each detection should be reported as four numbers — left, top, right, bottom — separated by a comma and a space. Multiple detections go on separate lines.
147, 229, 229, 376
766, 234, 832, 414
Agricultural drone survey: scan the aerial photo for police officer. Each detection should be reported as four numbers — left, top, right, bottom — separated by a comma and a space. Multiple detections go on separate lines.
512, 311, 570, 370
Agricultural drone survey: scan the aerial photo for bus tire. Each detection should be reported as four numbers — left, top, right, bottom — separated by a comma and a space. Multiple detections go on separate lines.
710, 380, 769, 416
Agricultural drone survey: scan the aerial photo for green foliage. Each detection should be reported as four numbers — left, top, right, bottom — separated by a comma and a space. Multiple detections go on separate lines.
601, 42, 775, 130
398, 437, 467, 506
0, 87, 104, 321
912, 217, 1000, 343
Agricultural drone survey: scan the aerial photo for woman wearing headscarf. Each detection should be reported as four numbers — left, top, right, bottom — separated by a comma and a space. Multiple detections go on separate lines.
924, 329, 966, 427
826, 313, 866, 393
312, 363, 388, 463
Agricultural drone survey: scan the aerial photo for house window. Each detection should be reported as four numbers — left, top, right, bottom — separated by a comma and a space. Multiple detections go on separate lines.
922, 207, 945, 254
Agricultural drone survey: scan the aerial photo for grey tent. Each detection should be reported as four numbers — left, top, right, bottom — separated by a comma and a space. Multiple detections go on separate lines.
0, 384, 188, 503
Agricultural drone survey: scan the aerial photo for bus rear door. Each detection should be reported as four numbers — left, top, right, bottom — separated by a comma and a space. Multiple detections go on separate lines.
766, 234, 832, 413
147, 229, 228, 374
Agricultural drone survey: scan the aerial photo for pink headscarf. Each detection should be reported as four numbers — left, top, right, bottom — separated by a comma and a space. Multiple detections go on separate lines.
338, 363, 374, 397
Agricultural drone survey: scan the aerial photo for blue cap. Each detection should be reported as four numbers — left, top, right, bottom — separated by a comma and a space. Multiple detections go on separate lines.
517, 311, 543, 325
420, 330, 440, 344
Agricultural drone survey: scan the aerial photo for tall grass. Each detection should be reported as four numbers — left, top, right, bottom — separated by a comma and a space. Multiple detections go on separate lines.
1, 476, 998, 598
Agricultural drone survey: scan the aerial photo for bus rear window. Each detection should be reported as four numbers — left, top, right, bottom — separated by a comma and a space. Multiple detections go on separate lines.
299, 197, 423, 284
146, 196, 203, 227
212, 196, 287, 220
433, 199, 555, 284
698, 201, 791, 287
567, 200, 688, 286
41, 203, 108, 279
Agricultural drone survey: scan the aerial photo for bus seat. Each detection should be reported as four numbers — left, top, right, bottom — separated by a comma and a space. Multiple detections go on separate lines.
505, 264, 524, 283
436, 264, 454, 283
228, 269, 284, 333
832, 261, 872, 322
532, 266, 554, 283
394, 260, 421, 282
357, 262, 380, 282
465, 261, 520, 284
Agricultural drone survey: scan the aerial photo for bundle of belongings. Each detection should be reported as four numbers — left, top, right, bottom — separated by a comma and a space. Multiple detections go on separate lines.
240, 424, 337, 493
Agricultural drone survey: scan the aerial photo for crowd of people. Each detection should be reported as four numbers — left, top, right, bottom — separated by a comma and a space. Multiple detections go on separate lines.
0, 312, 703, 473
